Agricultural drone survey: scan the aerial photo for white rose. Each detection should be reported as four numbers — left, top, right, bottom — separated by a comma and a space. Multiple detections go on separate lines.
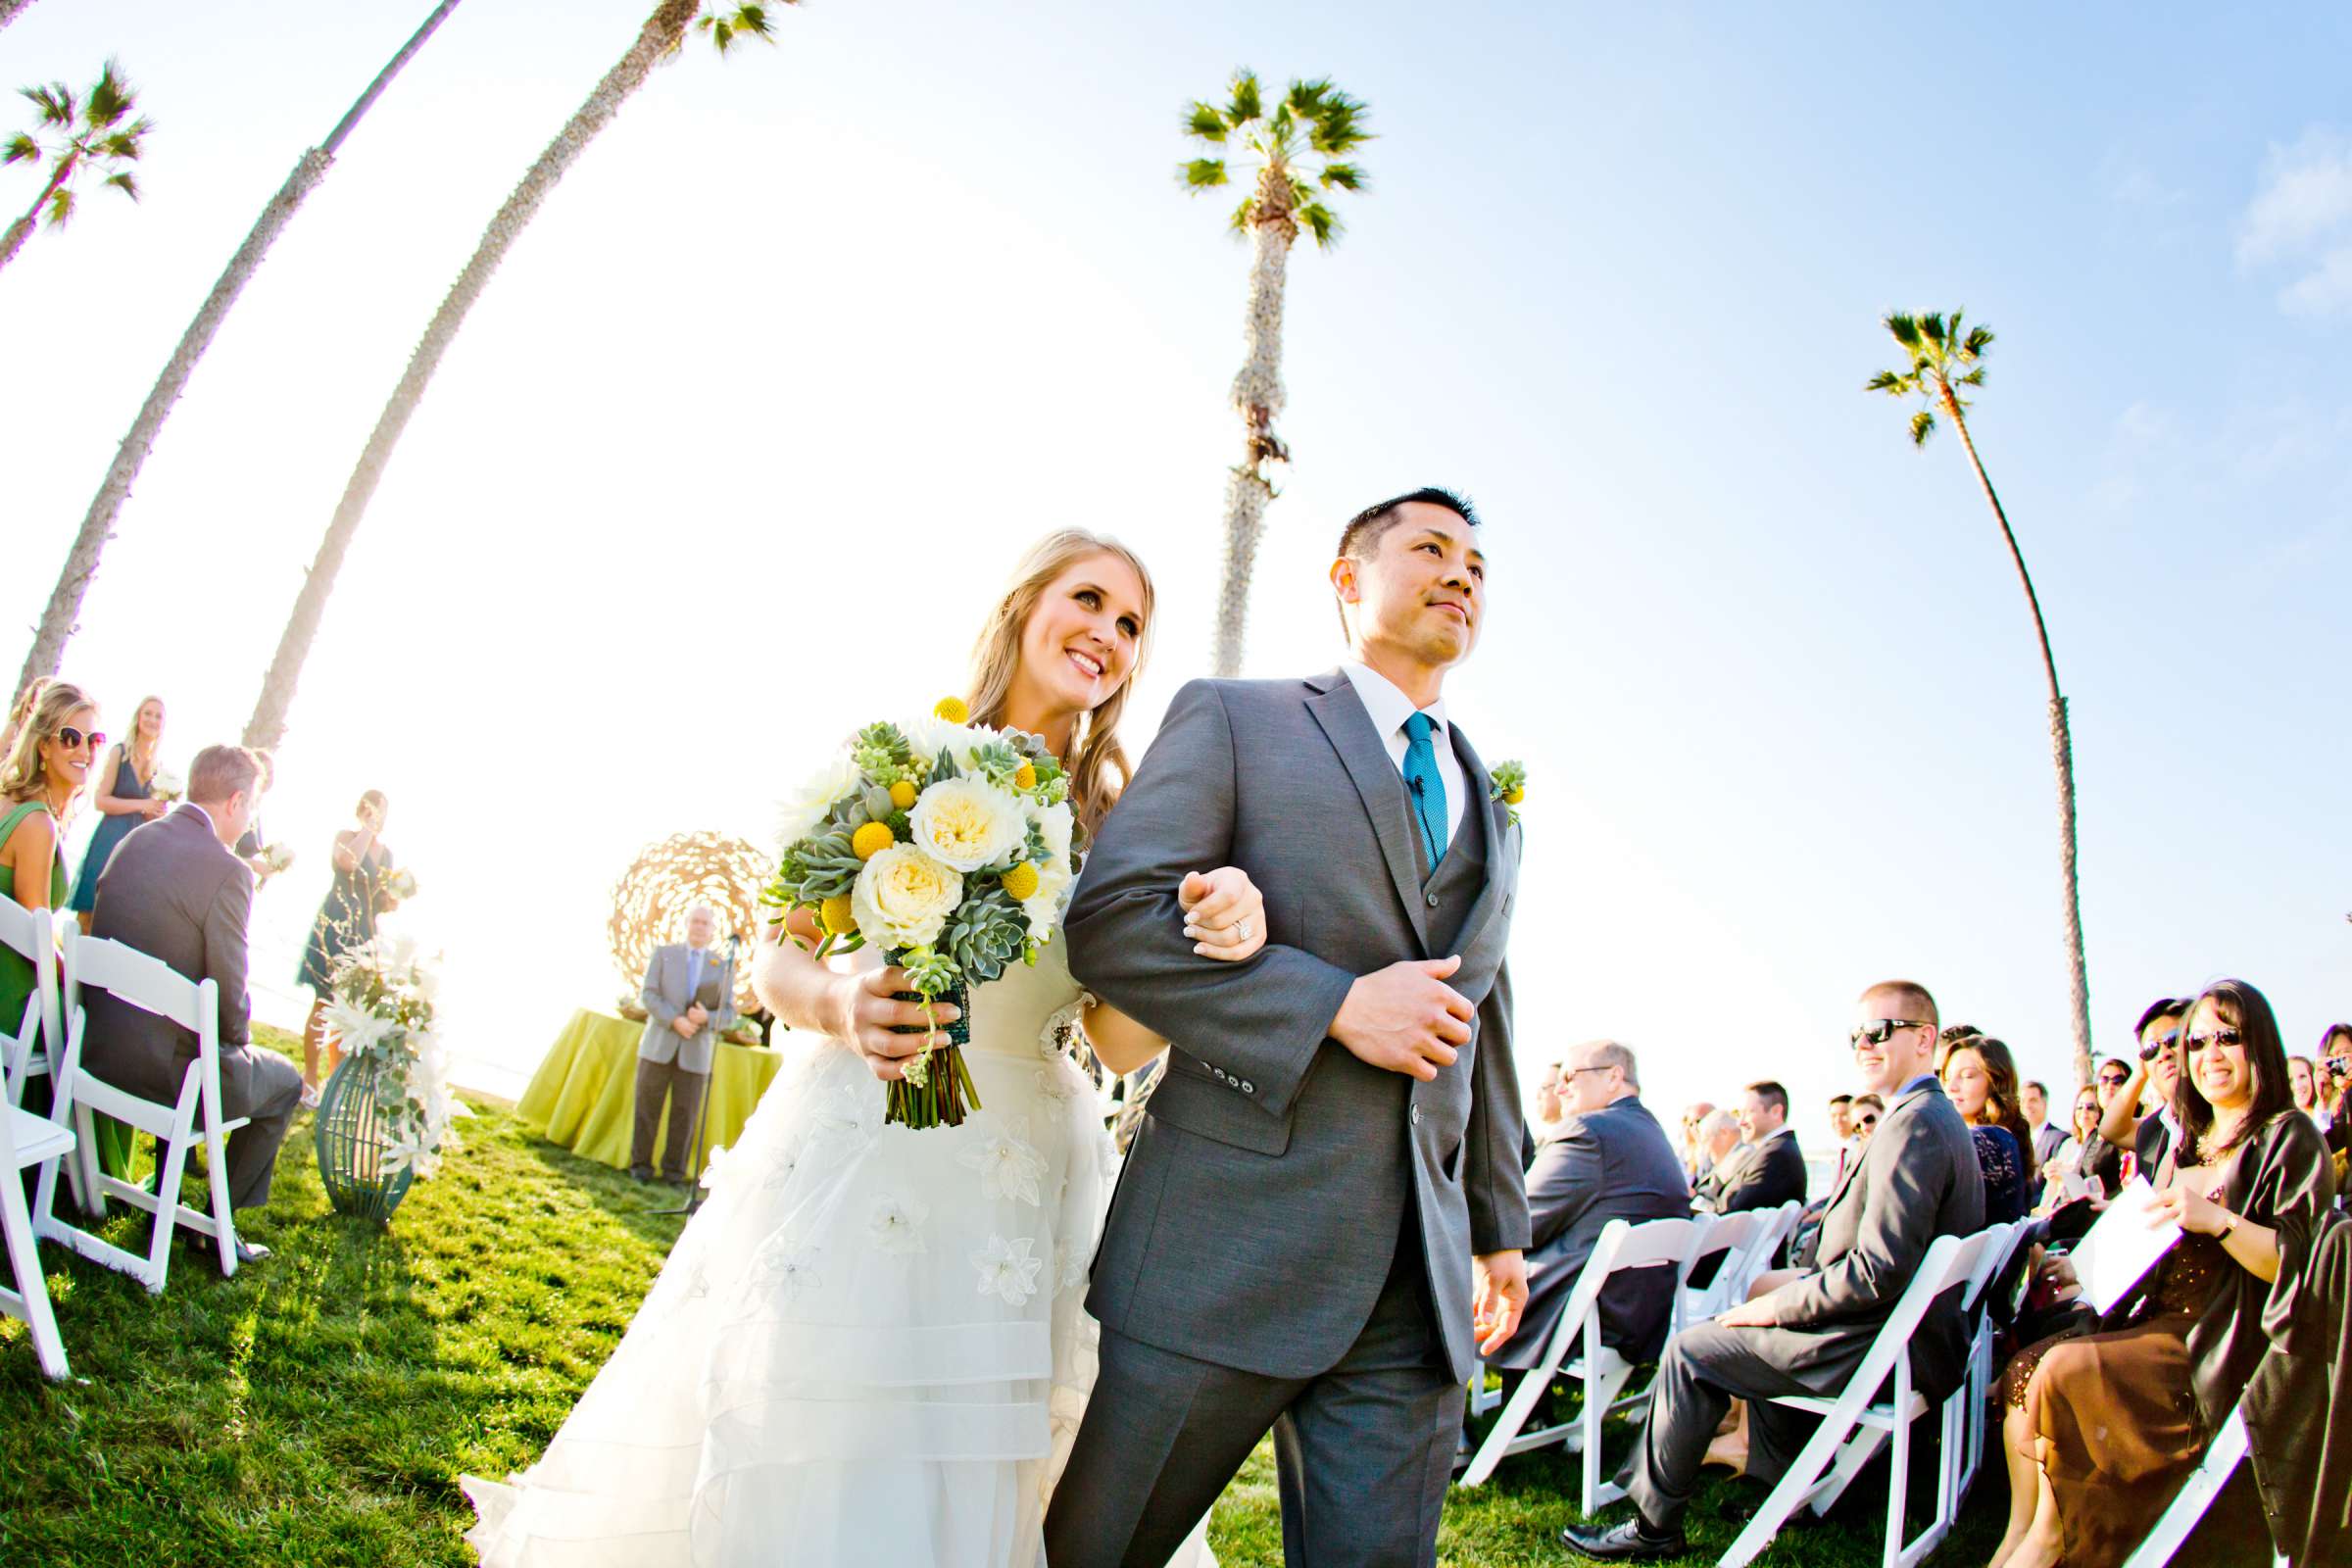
1033, 800, 1074, 877
778, 750, 862, 848
907, 776, 1026, 874
850, 844, 963, 950
900, 714, 993, 774
1020, 862, 1073, 944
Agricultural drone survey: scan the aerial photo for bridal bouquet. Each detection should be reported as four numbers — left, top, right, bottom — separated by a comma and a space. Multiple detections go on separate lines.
383, 866, 418, 901
261, 842, 297, 874
325, 934, 462, 1177
763, 698, 1077, 1130
149, 767, 184, 805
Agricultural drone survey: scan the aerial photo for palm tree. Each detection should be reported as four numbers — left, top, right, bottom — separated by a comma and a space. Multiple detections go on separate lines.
244, 1, 782, 752
1869, 311, 2093, 1089
0, 60, 152, 275
0, 2, 44, 35
13, 5, 463, 703
1180, 71, 1369, 677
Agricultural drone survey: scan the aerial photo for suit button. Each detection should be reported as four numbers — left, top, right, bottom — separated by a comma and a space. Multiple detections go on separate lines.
1410, 1104, 1422, 1126
1240, 1081, 1253, 1095
1425, 893, 1440, 907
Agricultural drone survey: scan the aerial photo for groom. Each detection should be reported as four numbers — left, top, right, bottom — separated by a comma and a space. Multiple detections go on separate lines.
1050, 488, 1530, 1567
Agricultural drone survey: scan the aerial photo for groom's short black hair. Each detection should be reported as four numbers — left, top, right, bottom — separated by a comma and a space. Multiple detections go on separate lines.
1337, 486, 1479, 563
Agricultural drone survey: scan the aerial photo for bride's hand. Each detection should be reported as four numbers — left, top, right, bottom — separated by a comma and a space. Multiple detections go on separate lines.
831, 966, 961, 1082
1179, 867, 1267, 962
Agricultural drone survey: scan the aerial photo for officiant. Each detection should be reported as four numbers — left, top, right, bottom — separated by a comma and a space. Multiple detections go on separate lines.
631, 903, 736, 1184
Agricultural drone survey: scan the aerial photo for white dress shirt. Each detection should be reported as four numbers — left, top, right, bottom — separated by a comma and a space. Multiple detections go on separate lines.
1341, 660, 1467, 844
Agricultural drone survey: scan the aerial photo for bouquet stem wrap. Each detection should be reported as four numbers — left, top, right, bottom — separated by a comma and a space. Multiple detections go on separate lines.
885, 975, 979, 1129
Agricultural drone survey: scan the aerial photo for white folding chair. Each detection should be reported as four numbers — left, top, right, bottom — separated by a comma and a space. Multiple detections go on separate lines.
1679, 1206, 1771, 1331
1715, 1227, 2000, 1568
34, 929, 248, 1291
0, 898, 63, 1107
0, 1076, 75, 1378
1734, 1200, 1804, 1300
1957, 1220, 2034, 1499
1459, 1215, 1709, 1516
2119, 1399, 2285, 1568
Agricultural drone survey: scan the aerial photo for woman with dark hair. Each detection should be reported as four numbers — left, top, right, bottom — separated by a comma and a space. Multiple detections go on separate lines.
2318, 1024, 2352, 1172
1989, 979, 2334, 1568
1938, 1033, 2038, 1224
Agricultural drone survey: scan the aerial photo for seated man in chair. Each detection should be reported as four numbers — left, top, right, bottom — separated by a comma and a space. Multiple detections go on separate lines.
1563, 980, 1984, 1560
83, 744, 300, 1267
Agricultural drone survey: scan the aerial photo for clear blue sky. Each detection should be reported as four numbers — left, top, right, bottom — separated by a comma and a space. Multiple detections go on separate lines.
3, 2, 2345, 1131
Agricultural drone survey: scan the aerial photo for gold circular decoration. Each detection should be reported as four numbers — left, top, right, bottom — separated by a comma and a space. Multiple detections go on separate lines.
608, 830, 768, 1019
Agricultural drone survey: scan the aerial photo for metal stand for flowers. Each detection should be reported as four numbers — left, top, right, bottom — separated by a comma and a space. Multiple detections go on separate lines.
314, 1054, 416, 1223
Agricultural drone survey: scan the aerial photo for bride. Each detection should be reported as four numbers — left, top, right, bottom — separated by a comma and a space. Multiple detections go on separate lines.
466, 531, 1264, 1567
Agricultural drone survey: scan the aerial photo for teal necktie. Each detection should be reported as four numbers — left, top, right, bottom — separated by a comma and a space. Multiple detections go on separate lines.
1402, 711, 1446, 870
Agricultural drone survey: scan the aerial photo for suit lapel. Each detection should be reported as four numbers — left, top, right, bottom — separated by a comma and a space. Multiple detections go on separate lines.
1443, 722, 1514, 958
1304, 673, 1431, 954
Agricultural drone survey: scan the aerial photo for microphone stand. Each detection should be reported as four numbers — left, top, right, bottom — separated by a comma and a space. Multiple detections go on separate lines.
650, 935, 736, 1220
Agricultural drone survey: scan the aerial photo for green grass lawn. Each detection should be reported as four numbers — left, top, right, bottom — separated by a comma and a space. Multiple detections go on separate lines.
3, 1026, 2000, 1566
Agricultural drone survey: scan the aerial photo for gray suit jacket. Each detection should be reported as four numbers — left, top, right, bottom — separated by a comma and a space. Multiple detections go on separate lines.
1066, 671, 1529, 1384
83, 806, 266, 1112
1752, 1077, 1984, 1399
637, 943, 736, 1072
1497, 1095, 1690, 1369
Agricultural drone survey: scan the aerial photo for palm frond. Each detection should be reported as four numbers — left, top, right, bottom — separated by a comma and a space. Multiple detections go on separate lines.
1962, 323, 1994, 357
1180, 157, 1229, 191
1285, 77, 1331, 117
1909, 409, 1936, 446
1227, 194, 1255, 235
2, 132, 36, 166
1318, 161, 1365, 191
86, 61, 134, 128
1920, 312, 1949, 353
1183, 101, 1228, 142
45, 184, 74, 227
1885, 311, 1923, 351
1307, 88, 1371, 155
1864, 368, 1913, 395
1226, 70, 1262, 124
22, 84, 73, 127
1297, 200, 1339, 248
1956, 366, 1986, 387
105, 170, 137, 201
101, 129, 142, 161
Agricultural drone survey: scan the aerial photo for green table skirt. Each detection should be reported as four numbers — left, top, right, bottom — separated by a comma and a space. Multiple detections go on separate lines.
514, 1008, 783, 1178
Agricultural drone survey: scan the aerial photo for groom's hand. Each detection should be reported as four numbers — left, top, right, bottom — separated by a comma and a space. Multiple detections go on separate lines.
1329, 956, 1474, 1082
1473, 1250, 1528, 1354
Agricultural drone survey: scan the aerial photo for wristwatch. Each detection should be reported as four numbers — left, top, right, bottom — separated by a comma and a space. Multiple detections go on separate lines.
2217, 1210, 2240, 1238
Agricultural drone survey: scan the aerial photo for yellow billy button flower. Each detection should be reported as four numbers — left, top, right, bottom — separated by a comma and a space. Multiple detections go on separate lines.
1000, 861, 1041, 902
852, 821, 896, 861
889, 779, 918, 810
1013, 761, 1038, 791
934, 696, 969, 722
819, 894, 856, 935
1503, 787, 1524, 806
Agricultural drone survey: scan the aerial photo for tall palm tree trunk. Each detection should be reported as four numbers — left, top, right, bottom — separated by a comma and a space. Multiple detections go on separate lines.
0, 158, 74, 275
1211, 168, 1296, 678
12, 3, 461, 702
245, 0, 698, 752
1946, 396, 2093, 1089
0, 0, 41, 34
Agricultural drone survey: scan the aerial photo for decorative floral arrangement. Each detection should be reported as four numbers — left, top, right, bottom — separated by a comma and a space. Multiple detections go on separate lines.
148, 767, 184, 805
324, 934, 462, 1176
764, 697, 1077, 1130
383, 866, 418, 901
1488, 760, 1527, 827
261, 842, 297, 874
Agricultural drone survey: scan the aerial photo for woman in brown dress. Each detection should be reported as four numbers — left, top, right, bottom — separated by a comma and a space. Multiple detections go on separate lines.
1989, 978, 2334, 1568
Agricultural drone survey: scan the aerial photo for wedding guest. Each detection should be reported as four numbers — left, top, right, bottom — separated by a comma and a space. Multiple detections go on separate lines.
1850, 1094, 1884, 1140
2098, 998, 2189, 1182
2289, 1054, 2330, 1133
1826, 1095, 1857, 1186
1990, 979, 2332, 1568
2242, 1202, 2352, 1566
231, 749, 282, 885
82, 745, 302, 1261
1493, 1042, 1690, 1397
1689, 1109, 1744, 1209
1694, 1080, 1805, 1215
0, 681, 96, 1069
2021, 1079, 2067, 1167
2042, 1086, 2122, 1205
2093, 1054, 2132, 1112
296, 789, 396, 1103
2321, 1026, 2352, 1170
1563, 981, 1983, 1561
1678, 1102, 1717, 1185
629, 904, 736, 1184
68, 693, 167, 933
1938, 1034, 2037, 1225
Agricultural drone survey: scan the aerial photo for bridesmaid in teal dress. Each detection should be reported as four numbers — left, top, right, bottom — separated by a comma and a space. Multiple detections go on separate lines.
69, 695, 169, 933
0, 681, 133, 1178
297, 789, 398, 1102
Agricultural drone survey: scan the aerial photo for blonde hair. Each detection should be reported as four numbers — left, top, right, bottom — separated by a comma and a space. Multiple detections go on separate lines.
964, 529, 1155, 842
125, 695, 165, 770
0, 680, 97, 811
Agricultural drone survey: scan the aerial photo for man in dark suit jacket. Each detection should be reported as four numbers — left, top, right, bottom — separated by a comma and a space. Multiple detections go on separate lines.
1565, 981, 1984, 1561
1494, 1040, 1690, 1380
84, 745, 301, 1255
1695, 1079, 1807, 1215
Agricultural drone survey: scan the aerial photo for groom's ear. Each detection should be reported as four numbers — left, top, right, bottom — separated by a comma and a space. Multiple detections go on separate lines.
1329, 555, 1360, 607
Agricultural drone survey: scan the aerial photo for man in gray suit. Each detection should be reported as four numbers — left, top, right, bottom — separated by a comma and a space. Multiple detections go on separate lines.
1564, 980, 1984, 1560
83, 745, 300, 1263
629, 904, 736, 1184
1047, 488, 1529, 1568
1493, 1041, 1690, 1389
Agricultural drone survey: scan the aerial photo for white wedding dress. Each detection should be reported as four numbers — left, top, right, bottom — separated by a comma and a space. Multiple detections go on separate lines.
465, 939, 1214, 1567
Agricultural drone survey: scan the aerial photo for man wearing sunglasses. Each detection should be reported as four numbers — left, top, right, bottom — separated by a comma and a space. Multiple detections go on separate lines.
2095, 998, 2189, 1184
1564, 981, 1983, 1562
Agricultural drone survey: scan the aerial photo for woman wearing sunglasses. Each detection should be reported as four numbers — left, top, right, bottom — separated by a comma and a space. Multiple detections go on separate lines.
0, 681, 99, 1065
2041, 1087, 2121, 1206
1989, 979, 2333, 1568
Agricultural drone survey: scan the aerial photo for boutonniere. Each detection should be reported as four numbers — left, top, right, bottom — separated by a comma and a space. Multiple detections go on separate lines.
1488, 760, 1527, 827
